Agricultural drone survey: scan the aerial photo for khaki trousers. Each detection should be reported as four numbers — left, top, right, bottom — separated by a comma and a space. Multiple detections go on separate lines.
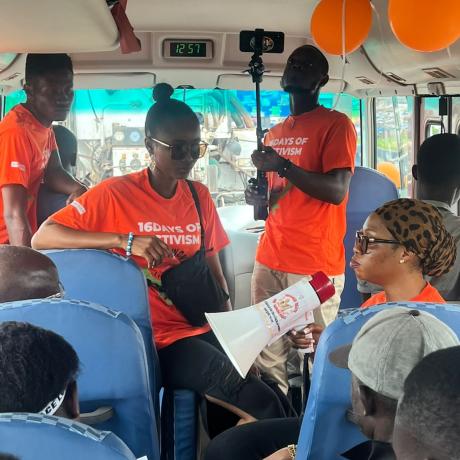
251, 261, 345, 394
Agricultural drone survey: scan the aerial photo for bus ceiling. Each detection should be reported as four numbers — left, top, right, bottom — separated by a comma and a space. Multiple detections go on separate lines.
0, 0, 459, 96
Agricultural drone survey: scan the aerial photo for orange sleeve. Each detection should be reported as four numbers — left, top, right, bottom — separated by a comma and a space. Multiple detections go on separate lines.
197, 184, 229, 256
0, 128, 33, 189
322, 115, 357, 174
50, 182, 112, 232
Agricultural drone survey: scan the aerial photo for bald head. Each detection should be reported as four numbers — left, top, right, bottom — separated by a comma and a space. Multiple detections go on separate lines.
281, 45, 329, 94
0, 246, 60, 303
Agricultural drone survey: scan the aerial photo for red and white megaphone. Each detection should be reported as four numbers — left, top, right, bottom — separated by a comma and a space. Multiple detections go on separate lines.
205, 272, 335, 378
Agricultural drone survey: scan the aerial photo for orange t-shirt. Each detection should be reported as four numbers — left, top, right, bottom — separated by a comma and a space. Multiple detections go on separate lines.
0, 104, 57, 243
50, 169, 229, 349
256, 106, 357, 276
361, 283, 445, 309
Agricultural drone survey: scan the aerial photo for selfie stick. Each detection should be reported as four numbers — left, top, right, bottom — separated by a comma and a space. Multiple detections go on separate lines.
246, 29, 269, 221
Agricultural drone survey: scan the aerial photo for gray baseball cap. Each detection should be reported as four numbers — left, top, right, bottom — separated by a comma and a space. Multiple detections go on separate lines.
329, 307, 459, 400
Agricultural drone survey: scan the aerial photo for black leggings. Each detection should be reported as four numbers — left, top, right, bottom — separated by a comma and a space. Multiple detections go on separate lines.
204, 417, 301, 460
158, 331, 287, 421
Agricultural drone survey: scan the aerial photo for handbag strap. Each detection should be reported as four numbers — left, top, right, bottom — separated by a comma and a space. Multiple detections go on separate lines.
185, 180, 205, 251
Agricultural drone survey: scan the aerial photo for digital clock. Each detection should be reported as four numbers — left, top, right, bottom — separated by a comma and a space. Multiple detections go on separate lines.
163, 39, 213, 60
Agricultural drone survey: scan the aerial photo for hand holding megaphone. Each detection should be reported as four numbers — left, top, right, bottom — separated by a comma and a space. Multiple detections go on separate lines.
205, 272, 335, 378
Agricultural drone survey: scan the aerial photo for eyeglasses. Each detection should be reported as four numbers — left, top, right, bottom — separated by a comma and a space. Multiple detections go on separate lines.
46, 281, 65, 299
355, 231, 400, 254
148, 137, 208, 161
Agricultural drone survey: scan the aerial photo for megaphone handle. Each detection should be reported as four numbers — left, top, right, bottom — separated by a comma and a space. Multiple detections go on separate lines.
302, 355, 311, 411
295, 329, 314, 355
292, 311, 314, 355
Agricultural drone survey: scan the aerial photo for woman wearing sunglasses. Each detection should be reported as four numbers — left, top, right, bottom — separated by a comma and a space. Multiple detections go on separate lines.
353, 198, 455, 308
32, 83, 287, 430
288, 198, 456, 351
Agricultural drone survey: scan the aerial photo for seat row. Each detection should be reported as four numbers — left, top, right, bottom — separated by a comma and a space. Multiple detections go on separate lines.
2, 249, 460, 459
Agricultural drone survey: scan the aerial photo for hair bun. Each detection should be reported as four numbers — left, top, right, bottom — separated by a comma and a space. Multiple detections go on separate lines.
153, 83, 174, 103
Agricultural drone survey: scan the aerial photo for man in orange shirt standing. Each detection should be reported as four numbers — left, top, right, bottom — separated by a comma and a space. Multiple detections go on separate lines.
0, 54, 86, 246
246, 45, 357, 393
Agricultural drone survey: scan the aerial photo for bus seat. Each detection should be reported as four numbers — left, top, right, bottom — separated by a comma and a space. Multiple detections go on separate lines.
0, 298, 160, 460
341, 167, 398, 309
0, 413, 136, 460
43, 249, 161, 412
218, 229, 259, 308
296, 302, 460, 460
161, 389, 199, 460
43, 249, 198, 460
217, 204, 257, 231
217, 205, 262, 309
37, 185, 68, 226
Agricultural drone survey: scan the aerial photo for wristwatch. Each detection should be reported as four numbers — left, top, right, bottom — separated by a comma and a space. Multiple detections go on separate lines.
277, 158, 293, 178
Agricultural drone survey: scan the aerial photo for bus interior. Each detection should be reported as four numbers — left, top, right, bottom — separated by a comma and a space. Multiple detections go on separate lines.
0, 0, 459, 459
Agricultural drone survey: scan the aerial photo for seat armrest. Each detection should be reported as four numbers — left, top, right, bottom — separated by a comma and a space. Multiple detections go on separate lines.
79, 406, 114, 425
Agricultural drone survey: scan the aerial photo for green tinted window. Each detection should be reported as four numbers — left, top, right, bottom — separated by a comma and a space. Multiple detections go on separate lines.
375, 96, 414, 197
4, 88, 362, 206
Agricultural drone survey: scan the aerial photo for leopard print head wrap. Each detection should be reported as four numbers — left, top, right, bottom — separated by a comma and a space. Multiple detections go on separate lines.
373, 198, 456, 277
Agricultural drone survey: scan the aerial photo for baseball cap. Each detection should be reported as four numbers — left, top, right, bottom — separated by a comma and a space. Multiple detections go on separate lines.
329, 307, 459, 399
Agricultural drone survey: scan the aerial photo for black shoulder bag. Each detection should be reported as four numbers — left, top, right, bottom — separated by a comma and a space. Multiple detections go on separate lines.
160, 181, 229, 326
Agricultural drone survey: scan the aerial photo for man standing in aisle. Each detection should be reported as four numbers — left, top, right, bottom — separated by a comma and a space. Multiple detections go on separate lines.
0, 53, 86, 246
246, 45, 357, 393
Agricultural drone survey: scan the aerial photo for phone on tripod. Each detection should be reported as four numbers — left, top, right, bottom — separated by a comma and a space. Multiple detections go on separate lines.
239, 29, 284, 221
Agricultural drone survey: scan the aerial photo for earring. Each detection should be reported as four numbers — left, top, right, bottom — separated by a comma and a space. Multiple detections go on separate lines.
399, 259, 405, 264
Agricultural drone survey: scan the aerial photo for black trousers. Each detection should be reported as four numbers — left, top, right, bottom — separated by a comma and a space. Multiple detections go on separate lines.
203, 417, 301, 460
158, 331, 287, 421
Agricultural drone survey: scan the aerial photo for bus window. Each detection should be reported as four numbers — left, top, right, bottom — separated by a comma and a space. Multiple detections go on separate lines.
3, 87, 362, 207
422, 97, 447, 138
3, 89, 25, 114
425, 121, 443, 138
452, 97, 460, 135
375, 96, 414, 197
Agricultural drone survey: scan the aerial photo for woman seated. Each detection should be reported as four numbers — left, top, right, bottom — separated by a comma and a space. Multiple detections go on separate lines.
204, 197, 456, 460
32, 83, 286, 432
353, 198, 455, 308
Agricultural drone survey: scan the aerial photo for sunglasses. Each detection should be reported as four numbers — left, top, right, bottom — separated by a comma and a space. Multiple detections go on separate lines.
148, 137, 208, 161
355, 231, 400, 254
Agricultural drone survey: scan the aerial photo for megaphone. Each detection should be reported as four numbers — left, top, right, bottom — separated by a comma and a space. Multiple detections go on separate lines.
206, 272, 335, 378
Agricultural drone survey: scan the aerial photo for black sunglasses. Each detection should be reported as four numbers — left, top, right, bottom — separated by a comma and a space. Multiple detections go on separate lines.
148, 137, 208, 161
355, 231, 400, 254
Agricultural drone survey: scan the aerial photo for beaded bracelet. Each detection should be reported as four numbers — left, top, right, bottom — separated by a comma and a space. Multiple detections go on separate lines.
126, 232, 134, 257
287, 444, 297, 460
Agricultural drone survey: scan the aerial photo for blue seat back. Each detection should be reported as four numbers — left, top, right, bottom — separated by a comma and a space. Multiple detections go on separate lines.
0, 299, 160, 460
43, 249, 161, 411
0, 413, 136, 460
296, 302, 460, 460
43, 249, 198, 460
341, 167, 398, 308
161, 389, 199, 460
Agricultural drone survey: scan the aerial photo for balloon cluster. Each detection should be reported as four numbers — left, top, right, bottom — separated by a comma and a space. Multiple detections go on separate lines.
311, 0, 460, 55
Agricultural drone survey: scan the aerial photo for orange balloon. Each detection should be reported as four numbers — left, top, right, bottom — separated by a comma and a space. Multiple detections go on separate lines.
377, 162, 401, 189
311, 0, 372, 55
388, 0, 460, 52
